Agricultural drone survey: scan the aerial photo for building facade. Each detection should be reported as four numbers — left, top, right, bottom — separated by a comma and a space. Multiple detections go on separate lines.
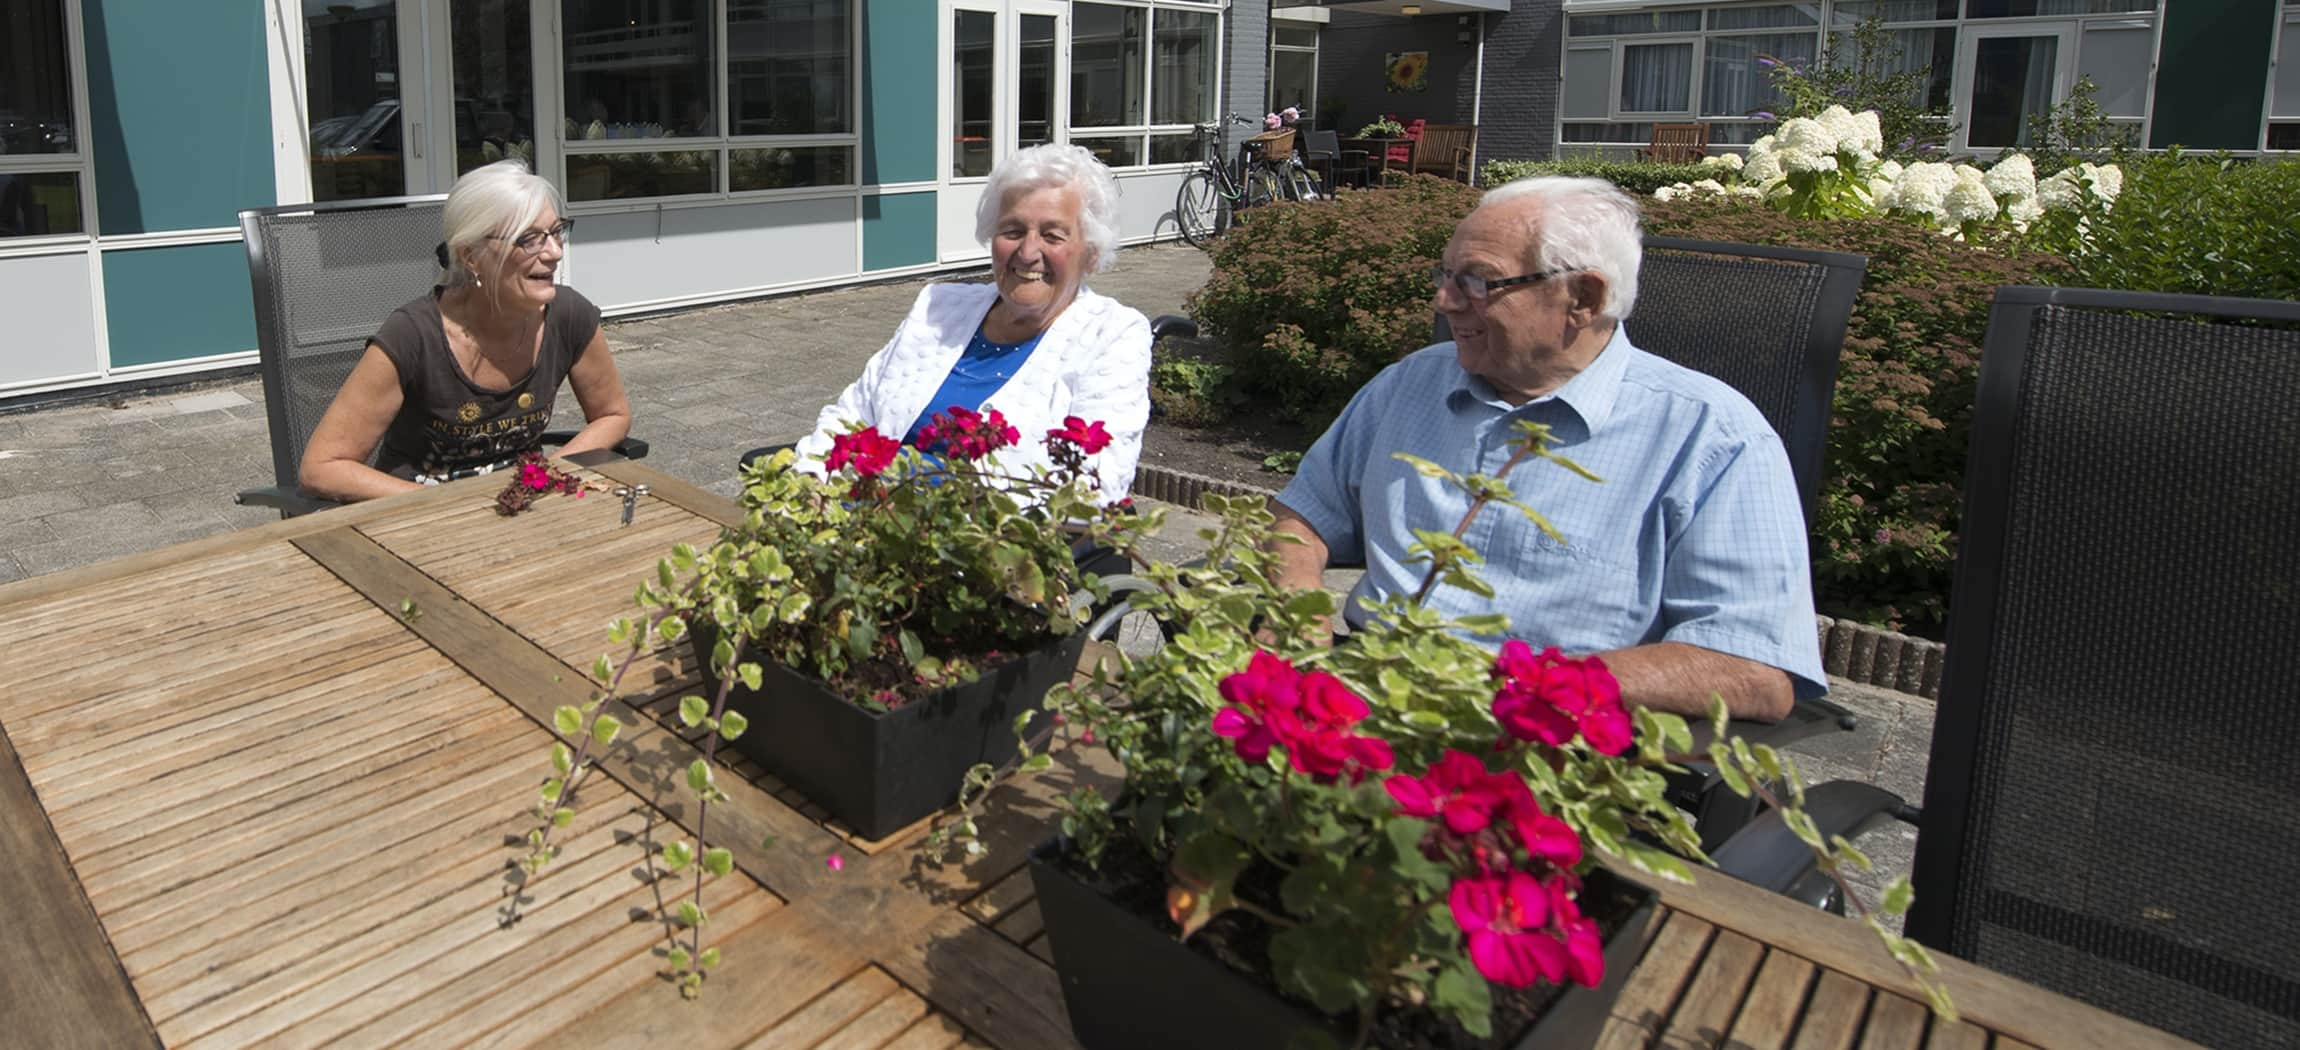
0, 0, 1270, 400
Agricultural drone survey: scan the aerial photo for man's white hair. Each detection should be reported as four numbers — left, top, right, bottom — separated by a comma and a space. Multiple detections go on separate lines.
440, 158, 563, 287
975, 143, 1123, 273
1475, 176, 1642, 321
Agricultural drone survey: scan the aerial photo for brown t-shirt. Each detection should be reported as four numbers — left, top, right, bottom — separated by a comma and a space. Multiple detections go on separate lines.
368, 287, 601, 479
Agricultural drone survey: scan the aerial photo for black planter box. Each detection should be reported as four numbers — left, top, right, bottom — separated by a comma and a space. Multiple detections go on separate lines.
1027, 836, 1661, 1050
693, 625, 1087, 841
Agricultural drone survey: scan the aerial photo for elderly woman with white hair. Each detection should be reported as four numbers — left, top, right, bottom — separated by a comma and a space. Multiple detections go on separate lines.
299, 159, 632, 502
795, 143, 1151, 502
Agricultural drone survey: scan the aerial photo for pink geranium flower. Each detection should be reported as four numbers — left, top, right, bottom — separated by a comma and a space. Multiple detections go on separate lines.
825, 428, 900, 478
1491, 642, 1632, 756
1048, 416, 1113, 455
519, 460, 554, 491
1212, 651, 1393, 784
1386, 749, 1582, 869
1449, 870, 1572, 988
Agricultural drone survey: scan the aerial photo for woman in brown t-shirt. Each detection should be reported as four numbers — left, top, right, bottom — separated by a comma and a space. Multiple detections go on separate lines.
299, 159, 632, 502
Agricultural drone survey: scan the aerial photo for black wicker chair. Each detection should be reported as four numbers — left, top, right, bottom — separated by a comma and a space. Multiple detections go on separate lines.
1714, 285, 2300, 1049
234, 196, 646, 518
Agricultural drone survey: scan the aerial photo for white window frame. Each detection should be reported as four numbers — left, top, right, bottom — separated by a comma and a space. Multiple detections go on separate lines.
0, 0, 100, 255
1068, 0, 1225, 170
553, 0, 865, 209
1268, 22, 1320, 119
1699, 28, 1822, 120
2264, 7, 2300, 152
1610, 35, 1703, 119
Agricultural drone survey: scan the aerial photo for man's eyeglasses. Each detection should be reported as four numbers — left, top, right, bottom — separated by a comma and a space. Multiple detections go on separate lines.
492, 220, 575, 253
1430, 264, 1580, 303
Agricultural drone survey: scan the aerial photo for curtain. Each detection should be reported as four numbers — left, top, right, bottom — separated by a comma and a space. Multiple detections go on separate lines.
1619, 42, 1692, 113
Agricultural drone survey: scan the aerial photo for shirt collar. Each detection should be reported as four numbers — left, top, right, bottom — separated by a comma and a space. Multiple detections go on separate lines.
1447, 323, 1634, 437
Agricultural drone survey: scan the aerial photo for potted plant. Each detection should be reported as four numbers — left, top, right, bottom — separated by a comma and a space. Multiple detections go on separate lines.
666, 409, 1137, 840
943, 420, 1947, 1048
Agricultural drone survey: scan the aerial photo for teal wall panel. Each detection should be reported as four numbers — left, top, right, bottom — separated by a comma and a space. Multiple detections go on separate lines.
85, 0, 275, 234
863, 0, 938, 185
863, 192, 937, 270
102, 243, 259, 368
2150, 0, 2279, 150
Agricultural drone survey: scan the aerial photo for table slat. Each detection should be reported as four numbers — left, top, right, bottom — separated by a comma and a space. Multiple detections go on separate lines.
1724, 949, 1821, 1050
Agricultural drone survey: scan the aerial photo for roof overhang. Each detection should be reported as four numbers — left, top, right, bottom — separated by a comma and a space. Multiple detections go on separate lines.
1559, 0, 1705, 10
1303, 0, 1508, 16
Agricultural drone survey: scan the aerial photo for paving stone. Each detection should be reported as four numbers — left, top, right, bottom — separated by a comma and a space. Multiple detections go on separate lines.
0, 489, 86, 524
170, 389, 254, 413
0, 550, 23, 585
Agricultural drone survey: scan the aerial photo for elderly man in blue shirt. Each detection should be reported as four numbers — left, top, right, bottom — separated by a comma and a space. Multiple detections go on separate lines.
1270, 176, 1825, 722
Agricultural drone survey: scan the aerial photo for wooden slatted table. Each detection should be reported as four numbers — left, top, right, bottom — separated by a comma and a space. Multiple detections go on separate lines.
0, 459, 2204, 1050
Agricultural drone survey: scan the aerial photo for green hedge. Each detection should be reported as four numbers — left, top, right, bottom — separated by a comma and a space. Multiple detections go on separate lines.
1479, 158, 1713, 194
2027, 151, 2300, 303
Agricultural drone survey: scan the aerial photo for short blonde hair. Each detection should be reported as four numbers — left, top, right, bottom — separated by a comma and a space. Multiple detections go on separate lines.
974, 144, 1123, 273
439, 159, 564, 286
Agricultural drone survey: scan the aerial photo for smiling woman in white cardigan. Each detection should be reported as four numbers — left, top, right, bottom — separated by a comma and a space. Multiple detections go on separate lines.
794, 144, 1151, 503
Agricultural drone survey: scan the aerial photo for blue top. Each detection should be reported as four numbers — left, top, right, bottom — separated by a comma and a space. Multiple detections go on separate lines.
903, 324, 1047, 447
1277, 327, 1828, 700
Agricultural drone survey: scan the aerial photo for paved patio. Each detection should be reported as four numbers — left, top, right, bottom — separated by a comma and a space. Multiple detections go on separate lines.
0, 240, 1927, 914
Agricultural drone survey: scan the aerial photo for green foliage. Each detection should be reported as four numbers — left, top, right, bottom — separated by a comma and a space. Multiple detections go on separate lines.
1150, 356, 1239, 426
1479, 158, 1714, 195
2025, 151, 2300, 304
1765, 14, 1956, 160
2021, 76, 2137, 177
1188, 175, 1481, 425
1641, 197, 2070, 632
1261, 450, 1304, 475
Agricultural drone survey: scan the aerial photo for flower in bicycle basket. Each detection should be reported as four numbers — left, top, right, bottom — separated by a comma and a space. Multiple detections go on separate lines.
1280, 107, 1301, 126
1264, 112, 1282, 131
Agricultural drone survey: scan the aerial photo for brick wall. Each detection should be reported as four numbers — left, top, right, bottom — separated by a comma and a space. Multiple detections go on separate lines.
1224, 0, 1271, 155
1312, 0, 1564, 168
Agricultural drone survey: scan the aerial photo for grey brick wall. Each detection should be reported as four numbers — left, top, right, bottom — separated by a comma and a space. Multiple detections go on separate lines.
1224, 0, 1271, 155
1312, 0, 1563, 170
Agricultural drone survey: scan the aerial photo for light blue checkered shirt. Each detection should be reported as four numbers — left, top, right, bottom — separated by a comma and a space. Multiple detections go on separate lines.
1278, 326, 1827, 700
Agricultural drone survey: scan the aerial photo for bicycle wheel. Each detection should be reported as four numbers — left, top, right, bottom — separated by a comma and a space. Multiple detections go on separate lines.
1239, 167, 1284, 216
1175, 170, 1224, 248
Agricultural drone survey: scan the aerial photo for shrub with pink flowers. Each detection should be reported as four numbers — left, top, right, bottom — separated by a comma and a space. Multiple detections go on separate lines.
948, 420, 1948, 1042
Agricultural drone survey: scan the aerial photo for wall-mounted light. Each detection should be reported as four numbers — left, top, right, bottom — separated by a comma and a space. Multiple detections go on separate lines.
1400, 4, 1421, 14
1457, 14, 1473, 44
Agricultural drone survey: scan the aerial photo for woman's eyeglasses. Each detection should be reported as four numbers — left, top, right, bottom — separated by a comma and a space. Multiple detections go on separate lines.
1430, 264, 1580, 303
492, 220, 575, 253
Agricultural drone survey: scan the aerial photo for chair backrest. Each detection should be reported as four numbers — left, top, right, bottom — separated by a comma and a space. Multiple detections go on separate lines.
239, 194, 447, 490
1412, 124, 1477, 177
1430, 236, 1864, 525
1648, 122, 1708, 163
1911, 285, 2300, 1050
1305, 128, 1340, 159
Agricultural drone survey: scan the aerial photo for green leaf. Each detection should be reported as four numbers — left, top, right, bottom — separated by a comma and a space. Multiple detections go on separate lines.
661, 840, 694, 871
1021, 753, 1053, 773
539, 778, 564, 802
1881, 877, 1915, 916
1432, 958, 1495, 1038
551, 806, 575, 828
550, 742, 573, 776
738, 662, 763, 691
686, 759, 714, 795
718, 710, 749, 742
677, 900, 706, 928
1280, 589, 1336, 618
591, 654, 614, 683
658, 558, 677, 590
1708, 742, 1749, 797
591, 716, 621, 747
702, 847, 734, 877
667, 946, 691, 970
553, 706, 583, 736
679, 695, 709, 727
698, 947, 722, 969
898, 629, 924, 665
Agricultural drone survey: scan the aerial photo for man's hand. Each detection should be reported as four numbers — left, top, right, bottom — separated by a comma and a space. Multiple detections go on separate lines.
1596, 642, 1795, 722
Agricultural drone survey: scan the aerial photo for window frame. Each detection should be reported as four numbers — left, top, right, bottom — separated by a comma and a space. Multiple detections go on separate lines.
1610, 35, 1703, 118
0, 0, 97, 251
2269, 8, 2300, 152
1069, 0, 1225, 171
1268, 22, 1319, 122
557, 0, 864, 208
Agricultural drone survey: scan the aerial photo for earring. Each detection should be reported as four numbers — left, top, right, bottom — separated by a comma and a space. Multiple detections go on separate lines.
470, 266, 483, 289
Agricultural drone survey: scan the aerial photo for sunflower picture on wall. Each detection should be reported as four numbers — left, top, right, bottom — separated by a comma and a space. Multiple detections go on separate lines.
1386, 51, 1429, 93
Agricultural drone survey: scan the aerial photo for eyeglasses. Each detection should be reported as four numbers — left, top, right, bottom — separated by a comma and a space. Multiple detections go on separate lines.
1430, 264, 1580, 303
491, 219, 575, 253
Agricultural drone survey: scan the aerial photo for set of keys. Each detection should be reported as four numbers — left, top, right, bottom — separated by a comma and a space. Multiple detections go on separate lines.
612, 483, 650, 526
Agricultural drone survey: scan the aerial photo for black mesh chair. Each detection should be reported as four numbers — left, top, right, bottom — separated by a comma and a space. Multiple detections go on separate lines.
1300, 129, 1367, 192
1715, 285, 2300, 1049
235, 196, 646, 518
1445, 236, 1870, 847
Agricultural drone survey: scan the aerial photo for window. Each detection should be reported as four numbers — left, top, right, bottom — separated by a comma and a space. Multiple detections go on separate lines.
1702, 32, 1818, 117
2272, 10, 2300, 149
1072, 2, 1216, 168
560, 0, 855, 201
953, 10, 994, 177
0, 0, 84, 238
1964, 0, 2152, 16
1619, 41, 1695, 114
1269, 22, 1318, 119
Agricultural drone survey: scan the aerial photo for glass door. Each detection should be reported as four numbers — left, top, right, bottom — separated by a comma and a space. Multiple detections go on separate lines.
441, 0, 538, 179
1954, 22, 2076, 152
304, 0, 433, 200
1014, 3, 1065, 155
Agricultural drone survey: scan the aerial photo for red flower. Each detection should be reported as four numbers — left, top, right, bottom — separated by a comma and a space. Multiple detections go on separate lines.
1048, 416, 1113, 455
919, 406, 1022, 461
1491, 642, 1631, 756
826, 428, 900, 478
519, 460, 553, 491
1211, 650, 1393, 784
1450, 871, 1575, 989
1386, 750, 1582, 869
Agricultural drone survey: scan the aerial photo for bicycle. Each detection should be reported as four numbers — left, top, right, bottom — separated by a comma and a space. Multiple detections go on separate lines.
1175, 115, 1300, 248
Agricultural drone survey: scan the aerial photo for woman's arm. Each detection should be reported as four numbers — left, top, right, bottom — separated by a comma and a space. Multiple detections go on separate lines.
794, 290, 932, 470
1061, 305, 1153, 501
297, 343, 425, 502
555, 327, 632, 456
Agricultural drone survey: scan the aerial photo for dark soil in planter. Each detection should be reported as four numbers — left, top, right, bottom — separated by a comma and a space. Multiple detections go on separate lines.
1051, 829, 1649, 1050
1138, 411, 1316, 493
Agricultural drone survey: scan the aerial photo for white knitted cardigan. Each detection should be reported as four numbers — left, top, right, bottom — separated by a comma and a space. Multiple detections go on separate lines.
795, 281, 1152, 503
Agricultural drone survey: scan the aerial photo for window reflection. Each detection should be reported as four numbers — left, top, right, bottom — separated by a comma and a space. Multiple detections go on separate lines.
561, 0, 714, 139
729, 0, 850, 136
306, 0, 406, 201
566, 149, 717, 199
0, 0, 77, 155
954, 10, 993, 177
1018, 14, 1056, 151
1152, 10, 1216, 126
730, 145, 850, 190
1072, 4, 1144, 128
1072, 135, 1142, 167
451, 0, 537, 175
0, 172, 81, 238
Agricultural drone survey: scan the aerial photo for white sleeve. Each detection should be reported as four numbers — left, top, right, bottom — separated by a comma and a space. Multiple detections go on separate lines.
1065, 305, 1153, 503
792, 291, 925, 475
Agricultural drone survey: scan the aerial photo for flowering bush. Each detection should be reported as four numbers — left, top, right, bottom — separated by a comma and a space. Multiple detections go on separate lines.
1480, 157, 1714, 195
952, 425, 1946, 1040
1357, 114, 1407, 139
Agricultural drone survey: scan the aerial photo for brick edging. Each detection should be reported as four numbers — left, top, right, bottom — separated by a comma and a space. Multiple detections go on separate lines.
1131, 464, 1945, 701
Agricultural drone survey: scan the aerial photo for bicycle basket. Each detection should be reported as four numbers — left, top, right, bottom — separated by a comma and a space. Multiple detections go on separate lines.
1245, 129, 1297, 163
